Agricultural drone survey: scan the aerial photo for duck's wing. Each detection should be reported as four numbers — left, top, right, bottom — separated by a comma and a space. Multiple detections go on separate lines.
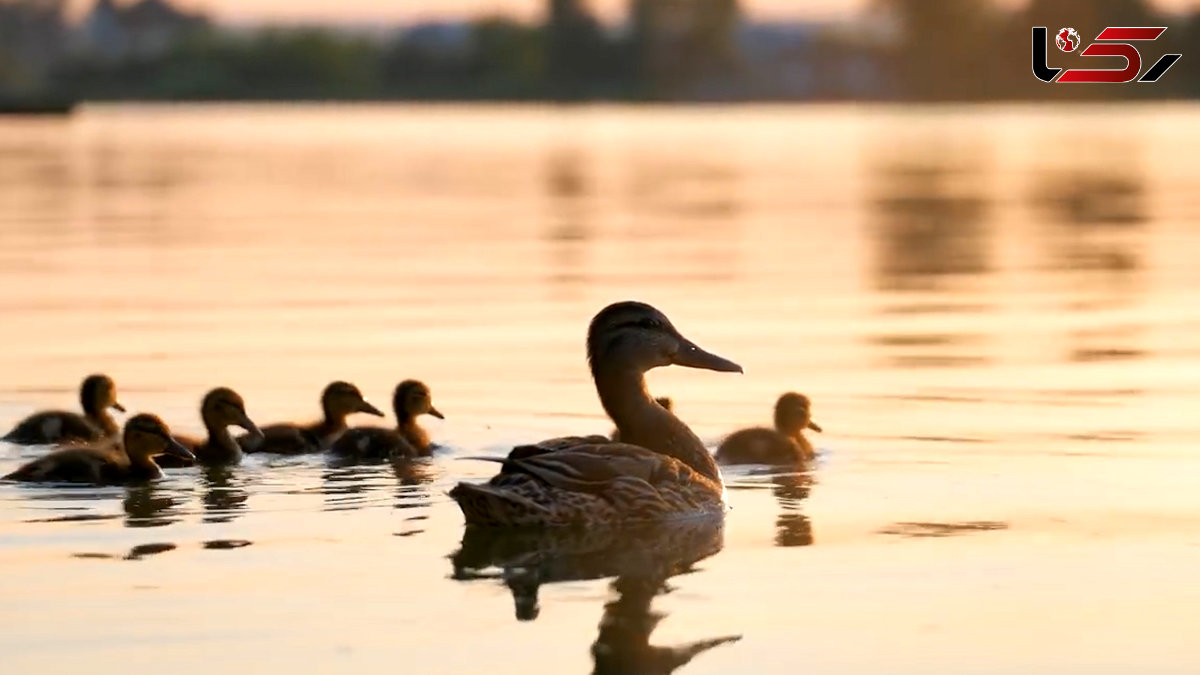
511, 434, 613, 456
497, 443, 677, 493
452, 442, 722, 527
238, 424, 313, 455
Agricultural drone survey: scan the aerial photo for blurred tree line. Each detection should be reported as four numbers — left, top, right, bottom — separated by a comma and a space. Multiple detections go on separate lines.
4, 0, 1198, 102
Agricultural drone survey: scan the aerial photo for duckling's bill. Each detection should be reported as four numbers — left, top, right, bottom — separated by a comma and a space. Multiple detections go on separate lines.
164, 435, 196, 462
112, 401, 126, 413
429, 406, 445, 420
358, 400, 385, 417
808, 420, 823, 433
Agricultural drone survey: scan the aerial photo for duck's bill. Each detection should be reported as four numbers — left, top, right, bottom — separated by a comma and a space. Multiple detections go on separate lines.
162, 436, 196, 462
808, 420, 823, 433
674, 339, 743, 374
111, 401, 127, 413
237, 413, 265, 440
359, 401, 386, 417
428, 406, 445, 420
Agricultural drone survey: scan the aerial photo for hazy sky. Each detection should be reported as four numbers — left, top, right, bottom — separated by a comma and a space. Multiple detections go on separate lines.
81, 0, 1199, 24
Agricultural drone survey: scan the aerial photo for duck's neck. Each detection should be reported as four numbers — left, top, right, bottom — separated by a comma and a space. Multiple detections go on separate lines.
205, 420, 242, 460
313, 407, 348, 442
394, 410, 429, 451
84, 402, 118, 436
593, 365, 720, 481
125, 448, 163, 480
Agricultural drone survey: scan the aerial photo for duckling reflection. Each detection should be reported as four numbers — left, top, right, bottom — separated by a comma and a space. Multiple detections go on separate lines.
451, 518, 740, 673
3, 374, 125, 446
200, 465, 248, 524
318, 457, 434, 513
771, 473, 814, 548
123, 483, 179, 528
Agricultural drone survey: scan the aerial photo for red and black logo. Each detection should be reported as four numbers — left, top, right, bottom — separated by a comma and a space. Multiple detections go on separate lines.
1032, 26, 1181, 83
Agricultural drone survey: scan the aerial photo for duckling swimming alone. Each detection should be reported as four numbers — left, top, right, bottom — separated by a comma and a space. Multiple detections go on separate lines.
239, 381, 383, 455
612, 397, 672, 442
450, 301, 742, 527
714, 392, 822, 465
2, 374, 125, 446
157, 388, 263, 468
3, 413, 195, 484
329, 379, 443, 460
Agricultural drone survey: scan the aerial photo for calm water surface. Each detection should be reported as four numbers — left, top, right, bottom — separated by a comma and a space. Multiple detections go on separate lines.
1, 104, 1199, 673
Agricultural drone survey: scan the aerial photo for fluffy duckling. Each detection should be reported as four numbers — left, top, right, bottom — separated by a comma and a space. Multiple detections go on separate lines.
239, 381, 383, 455
715, 392, 822, 465
157, 388, 263, 468
2, 374, 125, 446
612, 396, 672, 442
3, 413, 194, 484
329, 379, 443, 460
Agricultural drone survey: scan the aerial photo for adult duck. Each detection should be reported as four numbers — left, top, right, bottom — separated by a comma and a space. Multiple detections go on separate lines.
157, 388, 263, 468
329, 379, 443, 460
3, 413, 194, 484
449, 301, 741, 527
714, 392, 822, 465
239, 381, 383, 455
2, 374, 125, 445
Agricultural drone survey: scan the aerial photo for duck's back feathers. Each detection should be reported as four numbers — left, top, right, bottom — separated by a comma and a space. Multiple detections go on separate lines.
714, 427, 810, 465
3, 411, 105, 446
329, 427, 420, 460
238, 423, 318, 455
450, 442, 723, 527
3, 445, 133, 484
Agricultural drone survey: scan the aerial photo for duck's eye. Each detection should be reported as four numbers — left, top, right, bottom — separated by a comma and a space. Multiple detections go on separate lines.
637, 318, 661, 331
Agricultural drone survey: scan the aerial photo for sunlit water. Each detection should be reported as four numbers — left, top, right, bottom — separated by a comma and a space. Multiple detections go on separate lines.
2, 104, 1199, 673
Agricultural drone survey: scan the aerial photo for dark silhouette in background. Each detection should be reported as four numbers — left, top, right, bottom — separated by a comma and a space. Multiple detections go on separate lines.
2, 0, 1197, 104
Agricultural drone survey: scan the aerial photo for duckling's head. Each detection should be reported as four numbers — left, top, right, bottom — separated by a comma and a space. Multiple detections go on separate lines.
394, 379, 444, 421
655, 396, 674, 412
201, 387, 263, 440
774, 392, 821, 435
123, 413, 195, 462
322, 381, 385, 419
586, 301, 742, 375
81, 373, 124, 415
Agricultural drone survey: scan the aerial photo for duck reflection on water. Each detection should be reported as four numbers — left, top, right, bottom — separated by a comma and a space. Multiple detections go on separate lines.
451, 518, 740, 674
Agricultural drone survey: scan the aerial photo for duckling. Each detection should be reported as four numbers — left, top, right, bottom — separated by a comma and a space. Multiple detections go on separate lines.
329, 379, 443, 460
612, 397, 672, 442
156, 388, 263, 468
714, 392, 822, 465
239, 381, 383, 455
2, 374, 124, 445
3, 413, 194, 484
450, 300, 742, 527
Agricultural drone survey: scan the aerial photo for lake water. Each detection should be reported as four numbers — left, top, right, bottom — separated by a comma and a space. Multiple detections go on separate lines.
1, 103, 1199, 673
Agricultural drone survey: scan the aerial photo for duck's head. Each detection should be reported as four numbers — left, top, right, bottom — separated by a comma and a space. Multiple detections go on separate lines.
655, 396, 674, 412
322, 381, 384, 419
774, 392, 821, 435
587, 301, 742, 375
123, 413, 195, 463
81, 373, 124, 415
201, 387, 263, 440
394, 379, 444, 421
